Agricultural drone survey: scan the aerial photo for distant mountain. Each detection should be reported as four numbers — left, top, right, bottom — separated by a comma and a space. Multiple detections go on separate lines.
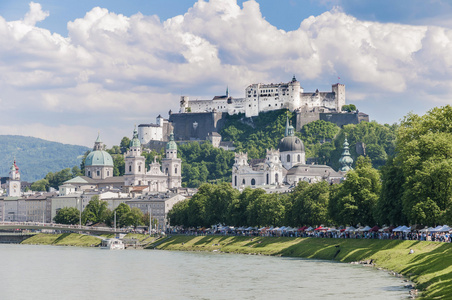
0, 135, 90, 182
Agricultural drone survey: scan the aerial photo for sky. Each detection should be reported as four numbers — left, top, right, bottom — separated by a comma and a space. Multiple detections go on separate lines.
0, 0, 451, 148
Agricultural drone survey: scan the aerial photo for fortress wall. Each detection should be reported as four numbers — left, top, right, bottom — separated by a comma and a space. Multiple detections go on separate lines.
169, 112, 227, 141
319, 111, 368, 127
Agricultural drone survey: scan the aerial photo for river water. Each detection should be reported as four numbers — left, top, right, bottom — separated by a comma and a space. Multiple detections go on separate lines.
0, 244, 408, 299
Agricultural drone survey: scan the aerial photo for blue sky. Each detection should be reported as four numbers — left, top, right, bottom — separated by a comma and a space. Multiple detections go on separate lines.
0, 0, 451, 147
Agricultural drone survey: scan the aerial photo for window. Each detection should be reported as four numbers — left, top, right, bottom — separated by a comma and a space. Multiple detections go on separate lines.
175, 167, 178, 174
242, 179, 245, 185
287, 154, 290, 162
235, 176, 237, 186
275, 173, 279, 183
107, 171, 110, 176
88, 171, 91, 177
266, 174, 269, 185
138, 166, 141, 172
96, 170, 100, 176
129, 166, 132, 172
298, 154, 301, 162
165, 168, 168, 174
251, 178, 256, 186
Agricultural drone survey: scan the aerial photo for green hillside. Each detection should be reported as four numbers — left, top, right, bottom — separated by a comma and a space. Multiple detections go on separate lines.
0, 135, 89, 182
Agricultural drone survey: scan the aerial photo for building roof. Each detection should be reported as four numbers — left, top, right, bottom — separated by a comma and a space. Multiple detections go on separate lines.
286, 164, 342, 178
64, 176, 125, 185
279, 136, 305, 152
85, 149, 114, 167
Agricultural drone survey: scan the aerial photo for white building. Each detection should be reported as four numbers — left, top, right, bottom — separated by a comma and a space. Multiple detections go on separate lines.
232, 118, 342, 191
127, 192, 186, 232
138, 115, 172, 145
180, 76, 345, 118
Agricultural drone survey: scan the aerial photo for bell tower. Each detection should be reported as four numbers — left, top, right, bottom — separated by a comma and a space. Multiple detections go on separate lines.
7, 160, 21, 197
161, 132, 181, 189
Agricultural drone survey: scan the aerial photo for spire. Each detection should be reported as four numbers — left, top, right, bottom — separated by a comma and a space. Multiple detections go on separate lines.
285, 113, 289, 137
339, 135, 354, 172
93, 133, 104, 151
130, 125, 141, 148
166, 130, 177, 151
95, 132, 102, 143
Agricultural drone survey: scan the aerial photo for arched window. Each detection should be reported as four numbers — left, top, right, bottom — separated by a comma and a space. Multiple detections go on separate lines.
88, 171, 91, 177
287, 154, 291, 162
242, 179, 245, 185
96, 170, 100, 177
298, 154, 301, 162
275, 173, 279, 183
107, 171, 110, 176
251, 178, 256, 186
235, 176, 237, 186
266, 174, 269, 185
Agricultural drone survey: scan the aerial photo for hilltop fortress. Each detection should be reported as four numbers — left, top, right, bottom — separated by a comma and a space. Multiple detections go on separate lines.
179, 76, 345, 118
138, 76, 368, 146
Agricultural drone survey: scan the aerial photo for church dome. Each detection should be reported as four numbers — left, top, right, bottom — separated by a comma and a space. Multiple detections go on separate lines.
279, 136, 305, 152
85, 150, 114, 167
85, 134, 114, 167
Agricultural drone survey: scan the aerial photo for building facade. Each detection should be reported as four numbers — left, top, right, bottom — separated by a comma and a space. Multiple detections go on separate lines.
180, 76, 345, 118
232, 118, 343, 191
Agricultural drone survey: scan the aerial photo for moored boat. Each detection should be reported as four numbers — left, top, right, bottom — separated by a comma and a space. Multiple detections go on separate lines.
100, 238, 125, 250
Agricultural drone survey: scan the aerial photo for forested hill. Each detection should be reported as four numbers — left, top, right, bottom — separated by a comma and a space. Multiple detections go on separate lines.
219, 109, 397, 170
0, 135, 89, 182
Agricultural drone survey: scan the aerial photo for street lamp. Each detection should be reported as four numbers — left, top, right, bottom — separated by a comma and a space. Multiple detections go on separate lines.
78, 197, 82, 229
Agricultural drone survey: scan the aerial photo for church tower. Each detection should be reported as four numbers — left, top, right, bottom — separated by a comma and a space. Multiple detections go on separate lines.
339, 136, 354, 172
7, 160, 21, 197
161, 131, 181, 189
124, 126, 146, 186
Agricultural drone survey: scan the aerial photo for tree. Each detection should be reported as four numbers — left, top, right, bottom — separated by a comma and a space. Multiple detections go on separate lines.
395, 106, 452, 225
376, 157, 406, 225
31, 179, 49, 191
121, 208, 144, 228
289, 181, 331, 226
329, 156, 381, 226
120, 136, 131, 153
341, 104, 357, 112
82, 196, 109, 225
300, 120, 340, 145
168, 199, 189, 226
71, 166, 83, 177
54, 207, 80, 225
112, 203, 131, 228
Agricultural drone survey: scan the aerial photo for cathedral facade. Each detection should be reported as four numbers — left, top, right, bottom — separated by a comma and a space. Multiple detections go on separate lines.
68, 128, 181, 193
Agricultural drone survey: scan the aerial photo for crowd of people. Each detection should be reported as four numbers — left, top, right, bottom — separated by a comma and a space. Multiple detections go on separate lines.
168, 225, 452, 243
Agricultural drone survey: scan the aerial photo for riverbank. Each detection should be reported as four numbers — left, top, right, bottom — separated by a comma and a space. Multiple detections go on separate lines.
152, 235, 452, 299
21, 233, 155, 247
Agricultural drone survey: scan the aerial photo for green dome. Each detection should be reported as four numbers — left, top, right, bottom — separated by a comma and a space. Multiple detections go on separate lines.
85, 150, 114, 167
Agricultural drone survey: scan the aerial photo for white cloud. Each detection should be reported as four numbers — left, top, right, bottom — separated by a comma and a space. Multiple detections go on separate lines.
0, 0, 451, 146
23, 2, 49, 26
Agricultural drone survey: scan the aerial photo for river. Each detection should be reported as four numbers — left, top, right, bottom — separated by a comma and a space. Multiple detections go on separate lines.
0, 244, 408, 299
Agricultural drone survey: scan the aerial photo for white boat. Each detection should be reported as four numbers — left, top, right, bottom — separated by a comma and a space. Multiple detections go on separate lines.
100, 238, 125, 250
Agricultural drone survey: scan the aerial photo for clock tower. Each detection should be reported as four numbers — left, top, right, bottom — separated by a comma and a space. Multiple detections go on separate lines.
7, 160, 21, 197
